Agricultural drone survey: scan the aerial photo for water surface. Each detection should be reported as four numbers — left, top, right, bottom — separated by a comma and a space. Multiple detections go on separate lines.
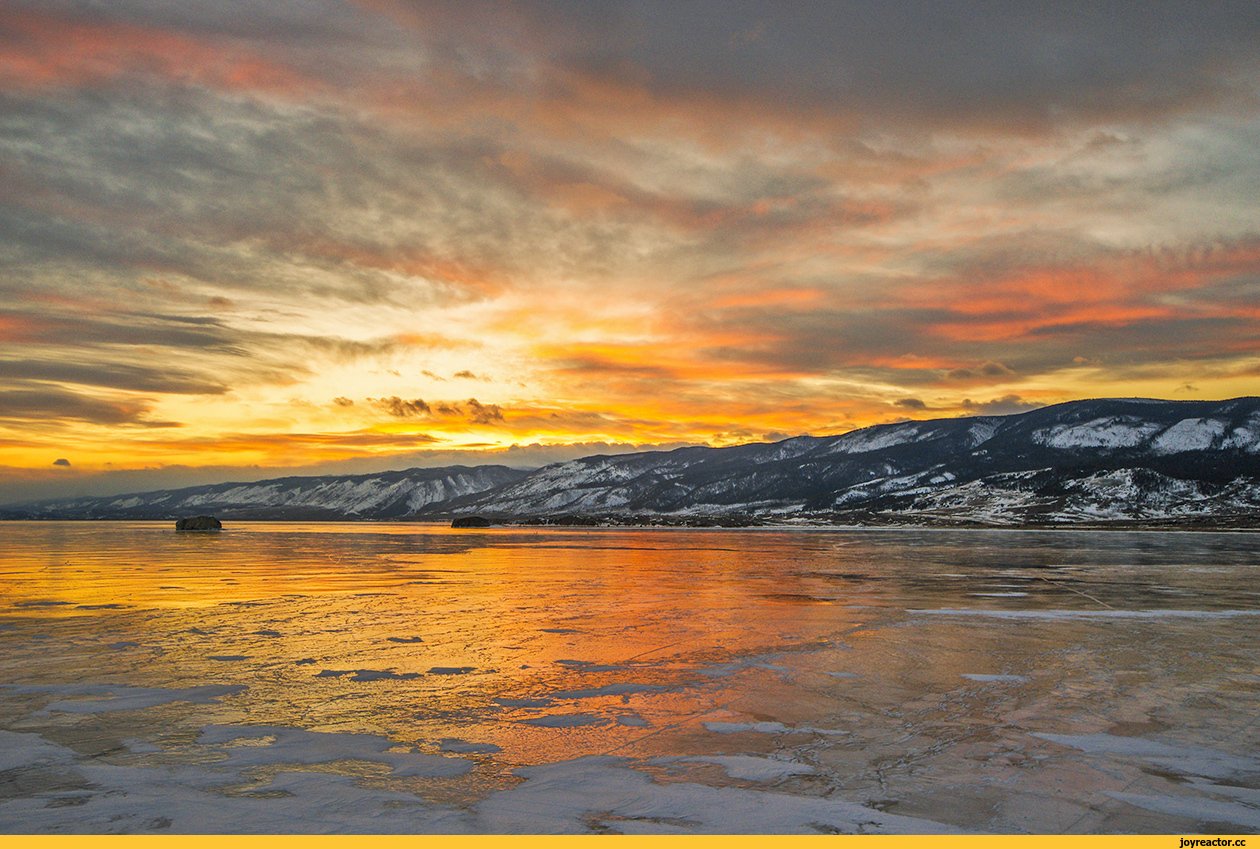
1, 522, 1257, 833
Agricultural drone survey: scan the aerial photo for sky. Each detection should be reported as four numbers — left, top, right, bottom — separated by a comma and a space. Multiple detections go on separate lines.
2, 1, 1260, 502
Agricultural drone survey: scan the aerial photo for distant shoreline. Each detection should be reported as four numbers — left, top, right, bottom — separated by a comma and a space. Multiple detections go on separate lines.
2, 516, 1258, 533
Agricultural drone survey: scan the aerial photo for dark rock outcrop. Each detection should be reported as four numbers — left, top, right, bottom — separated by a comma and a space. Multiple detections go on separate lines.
176, 515, 222, 531
450, 515, 492, 528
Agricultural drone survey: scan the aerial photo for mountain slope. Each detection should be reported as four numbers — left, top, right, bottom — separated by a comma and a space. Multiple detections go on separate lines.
5, 465, 529, 520
426, 397, 1260, 525
6, 398, 1259, 525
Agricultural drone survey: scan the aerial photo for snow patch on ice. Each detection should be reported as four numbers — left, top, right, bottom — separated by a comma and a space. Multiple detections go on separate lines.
473, 756, 961, 834
912, 608, 1260, 620
0, 729, 78, 771
3, 683, 245, 714
316, 669, 421, 681
704, 721, 847, 737
663, 754, 815, 782
438, 738, 502, 754
1105, 790, 1260, 830
1032, 732, 1259, 781
198, 725, 472, 777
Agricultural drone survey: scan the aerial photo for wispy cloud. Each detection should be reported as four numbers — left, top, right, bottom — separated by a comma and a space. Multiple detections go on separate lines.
2, 1, 1259, 498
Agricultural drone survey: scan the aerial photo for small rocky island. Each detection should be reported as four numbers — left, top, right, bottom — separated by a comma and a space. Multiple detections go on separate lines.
450, 516, 492, 528
175, 515, 222, 531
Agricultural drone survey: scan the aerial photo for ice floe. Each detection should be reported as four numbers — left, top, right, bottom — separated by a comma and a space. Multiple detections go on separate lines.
1032, 733, 1258, 781
1033, 732, 1260, 830
315, 669, 421, 682
0, 729, 78, 772
1105, 791, 1260, 831
4, 683, 245, 714
910, 608, 1260, 620
704, 721, 847, 737
660, 755, 815, 782
438, 738, 502, 754
198, 725, 472, 777
473, 756, 960, 834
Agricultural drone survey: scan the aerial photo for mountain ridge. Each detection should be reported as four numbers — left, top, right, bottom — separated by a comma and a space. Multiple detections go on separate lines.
5, 397, 1259, 526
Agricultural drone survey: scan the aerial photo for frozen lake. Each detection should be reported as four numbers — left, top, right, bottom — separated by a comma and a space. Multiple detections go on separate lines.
1, 521, 1258, 833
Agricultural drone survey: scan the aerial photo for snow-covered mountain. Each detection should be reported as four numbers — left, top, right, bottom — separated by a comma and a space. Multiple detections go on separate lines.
6, 398, 1260, 526
429, 397, 1260, 526
5, 465, 528, 521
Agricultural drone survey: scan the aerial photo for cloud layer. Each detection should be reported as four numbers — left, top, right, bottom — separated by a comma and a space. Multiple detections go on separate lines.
3, 2, 1259, 497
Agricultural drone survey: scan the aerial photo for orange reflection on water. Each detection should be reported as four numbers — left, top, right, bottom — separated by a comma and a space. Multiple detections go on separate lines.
3, 520, 1259, 829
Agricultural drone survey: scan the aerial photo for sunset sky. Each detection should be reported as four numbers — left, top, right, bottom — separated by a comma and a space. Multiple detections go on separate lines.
3, 1, 1260, 500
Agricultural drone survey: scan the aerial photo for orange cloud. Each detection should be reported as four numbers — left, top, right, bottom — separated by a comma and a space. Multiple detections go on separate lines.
905, 238, 1260, 343
0, 9, 312, 95
0, 313, 40, 342
932, 304, 1177, 343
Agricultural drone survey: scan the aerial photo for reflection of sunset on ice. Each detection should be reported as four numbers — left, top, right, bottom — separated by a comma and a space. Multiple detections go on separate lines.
2, 523, 1259, 832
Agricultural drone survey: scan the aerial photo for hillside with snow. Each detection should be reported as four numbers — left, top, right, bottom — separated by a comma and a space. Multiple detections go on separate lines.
4, 465, 528, 521
431, 397, 1260, 526
5, 398, 1259, 526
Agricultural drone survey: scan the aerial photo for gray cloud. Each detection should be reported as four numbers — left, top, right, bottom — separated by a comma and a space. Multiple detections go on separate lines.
947, 361, 1016, 381
963, 394, 1042, 416
464, 398, 504, 424
52, 458, 70, 467
422, 399, 507, 425
370, 396, 431, 417
0, 358, 228, 396
378, 1, 1260, 131
0, 386, 180, 427
2, 0, 1259, 497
